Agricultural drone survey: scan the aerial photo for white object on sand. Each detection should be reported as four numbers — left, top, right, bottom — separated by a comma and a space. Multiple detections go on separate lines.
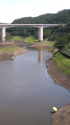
12, 57, 14, 60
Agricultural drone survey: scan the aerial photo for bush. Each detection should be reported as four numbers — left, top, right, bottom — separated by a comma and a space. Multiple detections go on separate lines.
54, 36, 68, 49
5, 34, 13, 41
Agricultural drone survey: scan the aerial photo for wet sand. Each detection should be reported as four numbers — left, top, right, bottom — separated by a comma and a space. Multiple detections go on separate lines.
31, 43, 53, 49
46, 59, 70, 91
11, 48, 27, 58
0, 41, 27, 60
46, 59, 70, 125
52, 104, 70, 125
0, 48, 27, 61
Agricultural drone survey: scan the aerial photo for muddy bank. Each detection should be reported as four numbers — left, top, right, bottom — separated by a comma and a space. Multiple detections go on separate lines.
52, 104, 70, 125
46, 59, 70, 125
0, 42, 14, 46
31, 43, 53, 49
14, 40, 34, 46
0, 48, 27, 61
10, 48, 27, 58
14, 40, 54, 49
46, 59, 70, 91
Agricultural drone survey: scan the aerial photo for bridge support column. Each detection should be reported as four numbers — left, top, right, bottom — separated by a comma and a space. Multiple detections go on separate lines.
38, 26, 43, 42
1, 27, 6, 42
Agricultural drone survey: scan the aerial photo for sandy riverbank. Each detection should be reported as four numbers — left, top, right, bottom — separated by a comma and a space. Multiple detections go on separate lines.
31, 42, 54, 49
46, 59, 70, 125
0, 42, 27, 60
46, 59, 70, 91
52, 104, 70, 125
10, 48, 27, 58
31, 44, 53, 49
0, 48, 27, 61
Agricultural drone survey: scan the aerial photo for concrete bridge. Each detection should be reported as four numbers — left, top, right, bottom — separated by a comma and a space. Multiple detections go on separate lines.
0, 24, 59, 42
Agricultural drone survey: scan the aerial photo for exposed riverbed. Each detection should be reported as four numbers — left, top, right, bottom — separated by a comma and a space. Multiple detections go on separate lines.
0, 48, 70, 125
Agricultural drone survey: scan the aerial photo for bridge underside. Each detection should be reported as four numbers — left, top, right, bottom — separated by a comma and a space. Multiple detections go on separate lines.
0, 24, 59, 42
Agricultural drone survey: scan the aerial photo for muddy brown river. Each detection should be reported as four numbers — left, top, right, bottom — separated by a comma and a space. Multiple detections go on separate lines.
0, 48, 70, 125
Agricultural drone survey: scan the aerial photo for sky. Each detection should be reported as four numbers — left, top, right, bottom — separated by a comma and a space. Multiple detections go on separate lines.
0, 0, 70, 23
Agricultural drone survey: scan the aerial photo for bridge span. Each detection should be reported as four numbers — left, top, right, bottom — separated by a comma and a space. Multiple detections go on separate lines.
0, 24, 59, 42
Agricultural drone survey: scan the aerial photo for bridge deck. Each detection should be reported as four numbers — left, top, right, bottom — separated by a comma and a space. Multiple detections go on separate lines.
0, 24, 59, 28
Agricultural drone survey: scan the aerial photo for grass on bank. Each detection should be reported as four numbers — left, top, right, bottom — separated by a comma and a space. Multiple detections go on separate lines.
0, 46, 20, 54
24, 36, 38, 43
47, 41, 55, 46
4, 35, 56, 49
6, 35, 55, 46
38, 39, 55, 46
53, 52, 70, 75
10, 36, 38, 43
12, 36, 24, 40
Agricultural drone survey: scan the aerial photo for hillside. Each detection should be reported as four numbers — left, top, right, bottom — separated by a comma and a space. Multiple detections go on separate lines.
12, 9, 70, 24
6, 9, 70, 37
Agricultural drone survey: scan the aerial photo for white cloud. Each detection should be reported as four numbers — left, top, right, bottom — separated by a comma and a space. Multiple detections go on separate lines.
0, 0, 70, 23
0, 1, 5, 6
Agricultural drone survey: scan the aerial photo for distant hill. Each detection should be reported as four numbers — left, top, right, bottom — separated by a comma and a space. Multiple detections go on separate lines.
12, 9, 70, 24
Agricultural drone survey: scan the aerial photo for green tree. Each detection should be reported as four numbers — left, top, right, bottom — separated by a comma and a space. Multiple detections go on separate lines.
54, 36, 68, 49
5, 34, 13, 41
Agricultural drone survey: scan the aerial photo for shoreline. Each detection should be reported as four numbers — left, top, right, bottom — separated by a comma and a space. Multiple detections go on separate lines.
10, 48, 27, 58
46, 58, 70, 125
52, 104, 70, 125
0, 48, 27, 62
46, 59, 70, 91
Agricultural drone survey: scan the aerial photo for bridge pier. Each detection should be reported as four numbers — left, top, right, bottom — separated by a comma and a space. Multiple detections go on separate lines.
38, 26, 43, 42
1, 27, 6, 42
1, 26, 44, 42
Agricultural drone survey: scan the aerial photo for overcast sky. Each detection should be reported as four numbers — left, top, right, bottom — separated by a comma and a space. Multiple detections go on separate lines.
0, 0, 70, 23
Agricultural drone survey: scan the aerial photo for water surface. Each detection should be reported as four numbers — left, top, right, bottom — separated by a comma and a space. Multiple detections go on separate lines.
0, 48, 70, 125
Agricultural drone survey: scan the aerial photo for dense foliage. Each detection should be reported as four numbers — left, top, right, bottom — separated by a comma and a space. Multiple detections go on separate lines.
12, 9, 70, 24
49, 23, 70, 51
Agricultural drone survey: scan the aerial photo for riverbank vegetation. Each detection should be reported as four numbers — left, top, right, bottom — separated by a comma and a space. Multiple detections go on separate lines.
5, 35, 24, 41
53, 52, 70, 75
0, 45, 27, 60
24, 36, 38, 43
51, 23, 70, 56
12, 36, 24, 40
0, 46, 22, 54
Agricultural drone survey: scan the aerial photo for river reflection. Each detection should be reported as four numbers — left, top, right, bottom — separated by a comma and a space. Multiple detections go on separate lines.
0, 48, 70, 125
38, 49, 43, 62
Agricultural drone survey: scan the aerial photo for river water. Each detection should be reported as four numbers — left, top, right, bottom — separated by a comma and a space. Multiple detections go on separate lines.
0, 48, 70, 125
